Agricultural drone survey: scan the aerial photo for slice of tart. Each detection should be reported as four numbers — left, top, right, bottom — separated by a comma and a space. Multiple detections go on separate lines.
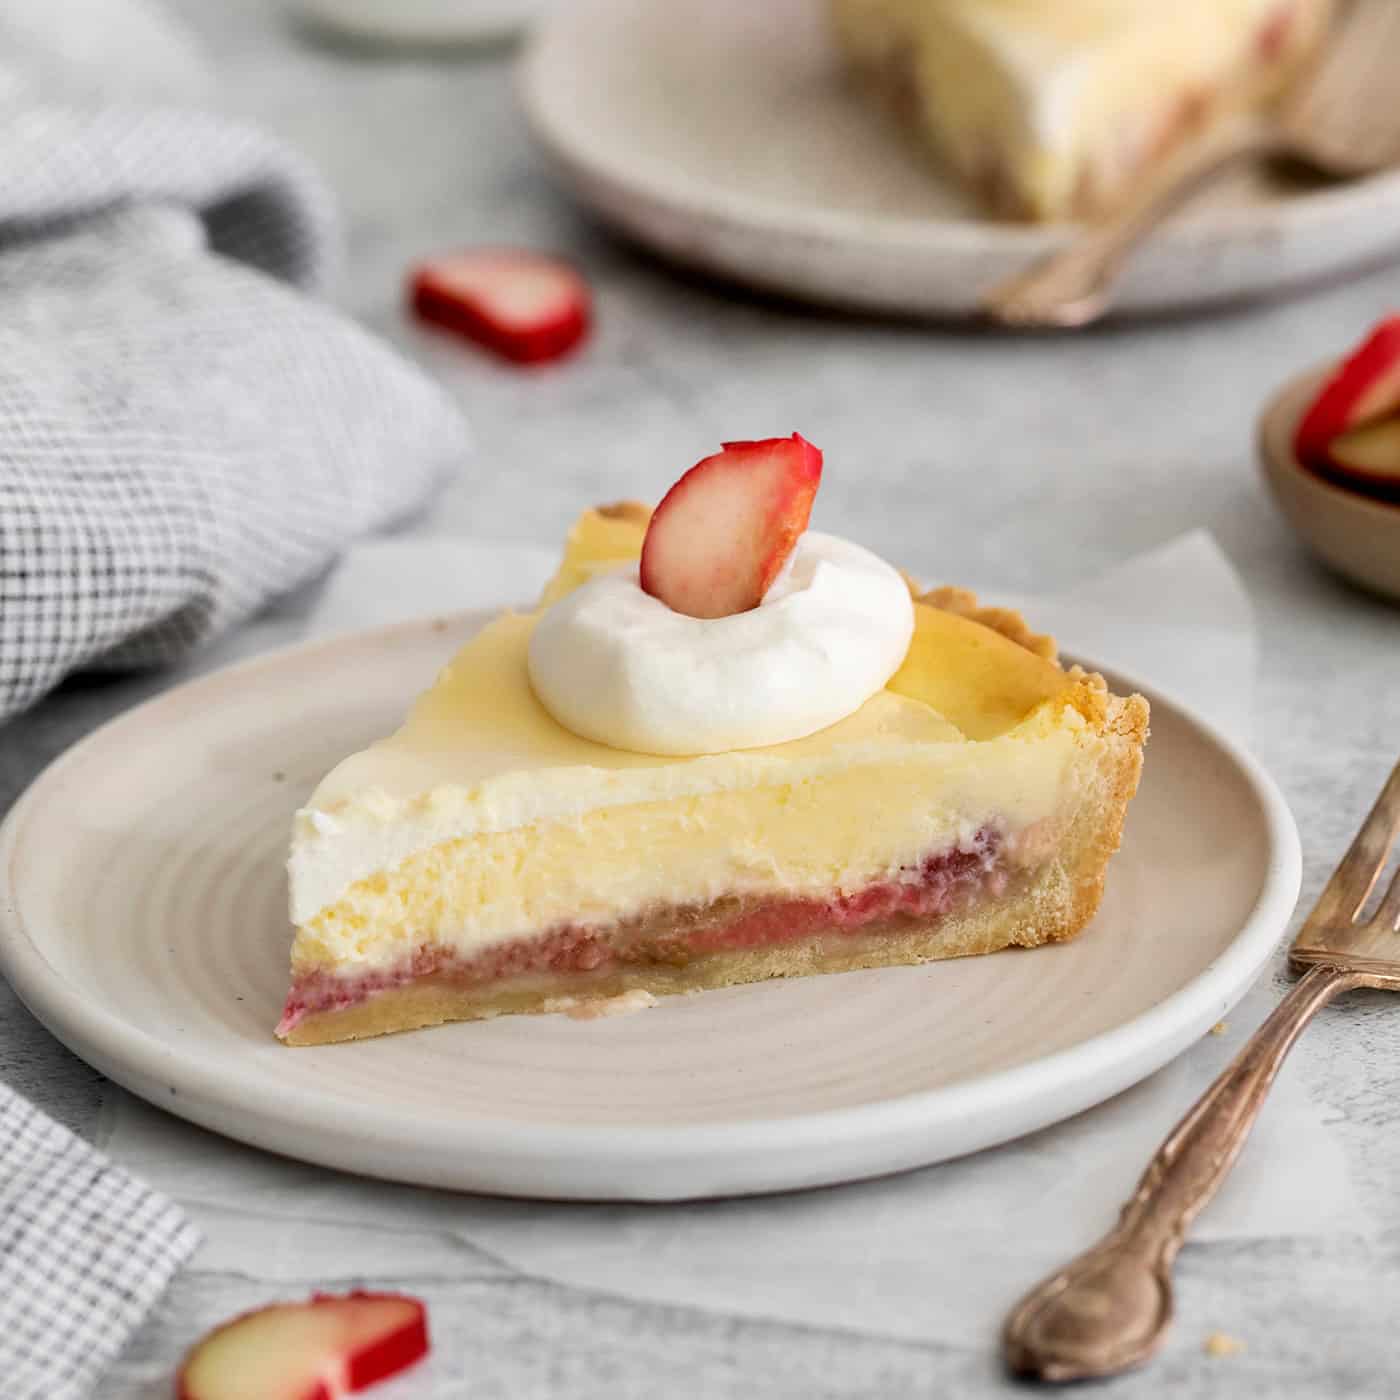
831, 0, 1333, 222
279, 439, 1147, 1044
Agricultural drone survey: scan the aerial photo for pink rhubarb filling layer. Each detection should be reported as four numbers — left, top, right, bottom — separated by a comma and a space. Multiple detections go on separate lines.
279, 828, 1008, 1036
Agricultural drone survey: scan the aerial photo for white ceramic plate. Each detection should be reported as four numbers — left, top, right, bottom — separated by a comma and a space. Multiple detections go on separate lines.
0, 611, 1299, 1200
520, 0, 1400, 319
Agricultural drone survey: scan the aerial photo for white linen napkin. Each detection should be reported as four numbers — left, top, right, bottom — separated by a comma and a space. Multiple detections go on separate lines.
101, 528, 1365, 1349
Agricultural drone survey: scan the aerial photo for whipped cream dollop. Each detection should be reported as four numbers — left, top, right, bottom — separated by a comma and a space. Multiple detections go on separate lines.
527, 532, 915, 756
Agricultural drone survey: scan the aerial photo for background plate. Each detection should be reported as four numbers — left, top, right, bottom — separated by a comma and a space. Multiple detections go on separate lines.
520, 0, 1400, 319
0, 611, 1300, 1200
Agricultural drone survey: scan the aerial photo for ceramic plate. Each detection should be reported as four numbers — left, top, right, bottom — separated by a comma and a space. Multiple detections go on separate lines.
520, 0, 1400, 319
0, 611, 1299, 1200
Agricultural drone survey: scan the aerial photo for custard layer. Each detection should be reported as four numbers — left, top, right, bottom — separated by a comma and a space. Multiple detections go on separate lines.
295, 718, 1092, 976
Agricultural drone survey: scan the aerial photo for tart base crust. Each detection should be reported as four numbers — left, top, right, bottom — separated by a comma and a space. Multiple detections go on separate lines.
285, 883, 1065, 1045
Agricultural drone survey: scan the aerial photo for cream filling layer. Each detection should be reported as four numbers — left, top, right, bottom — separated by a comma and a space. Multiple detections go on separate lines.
294, 718, 1093, 976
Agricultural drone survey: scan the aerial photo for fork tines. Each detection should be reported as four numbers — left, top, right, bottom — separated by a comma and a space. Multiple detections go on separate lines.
1300, 759, 1400, 939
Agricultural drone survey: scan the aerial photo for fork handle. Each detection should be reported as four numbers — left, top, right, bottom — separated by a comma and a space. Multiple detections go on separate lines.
981, 121, 1281, 328
1003, 963, 1364, 1382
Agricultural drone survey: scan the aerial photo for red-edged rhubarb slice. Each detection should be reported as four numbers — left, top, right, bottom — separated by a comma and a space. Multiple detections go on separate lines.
1323, 418, 1400, 499
1295, 315, 1400, 465
176, 1291, 429, 1400
639, 433, 823, 618
410, 248, 590, 363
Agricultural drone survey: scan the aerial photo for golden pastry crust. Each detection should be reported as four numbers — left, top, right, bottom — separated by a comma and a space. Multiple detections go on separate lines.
917, 585, 1058, 664
908, 574, 1118, 708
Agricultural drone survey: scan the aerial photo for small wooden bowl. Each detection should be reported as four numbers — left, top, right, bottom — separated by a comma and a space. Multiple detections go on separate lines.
1258, 368, 1400, 604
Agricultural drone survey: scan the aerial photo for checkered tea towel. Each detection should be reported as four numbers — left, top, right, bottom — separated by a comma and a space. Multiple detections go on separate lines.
0, 1, 467, 1393
0, 1088, 201, 1400
0, 0, 468, 725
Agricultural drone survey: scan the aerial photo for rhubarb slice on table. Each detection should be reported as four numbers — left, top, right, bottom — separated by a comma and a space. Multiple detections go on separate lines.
410, 248, 590, 364
176, 1291, 429, 1400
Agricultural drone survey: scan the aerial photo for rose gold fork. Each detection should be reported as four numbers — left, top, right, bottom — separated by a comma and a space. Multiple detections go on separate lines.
983, 0, 1400, 328
1003, 756, 1400, 1382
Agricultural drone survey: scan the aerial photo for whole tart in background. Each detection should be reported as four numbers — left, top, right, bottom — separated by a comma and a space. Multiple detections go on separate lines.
830, 0, 1334, 221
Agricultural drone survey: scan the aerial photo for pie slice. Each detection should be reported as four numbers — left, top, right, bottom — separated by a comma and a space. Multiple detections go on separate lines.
831, 0, 1333, 222
279, 499, 1148, 1045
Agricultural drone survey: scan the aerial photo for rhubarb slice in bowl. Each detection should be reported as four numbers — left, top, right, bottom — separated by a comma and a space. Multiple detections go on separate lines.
1259, 365, 1400, 602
